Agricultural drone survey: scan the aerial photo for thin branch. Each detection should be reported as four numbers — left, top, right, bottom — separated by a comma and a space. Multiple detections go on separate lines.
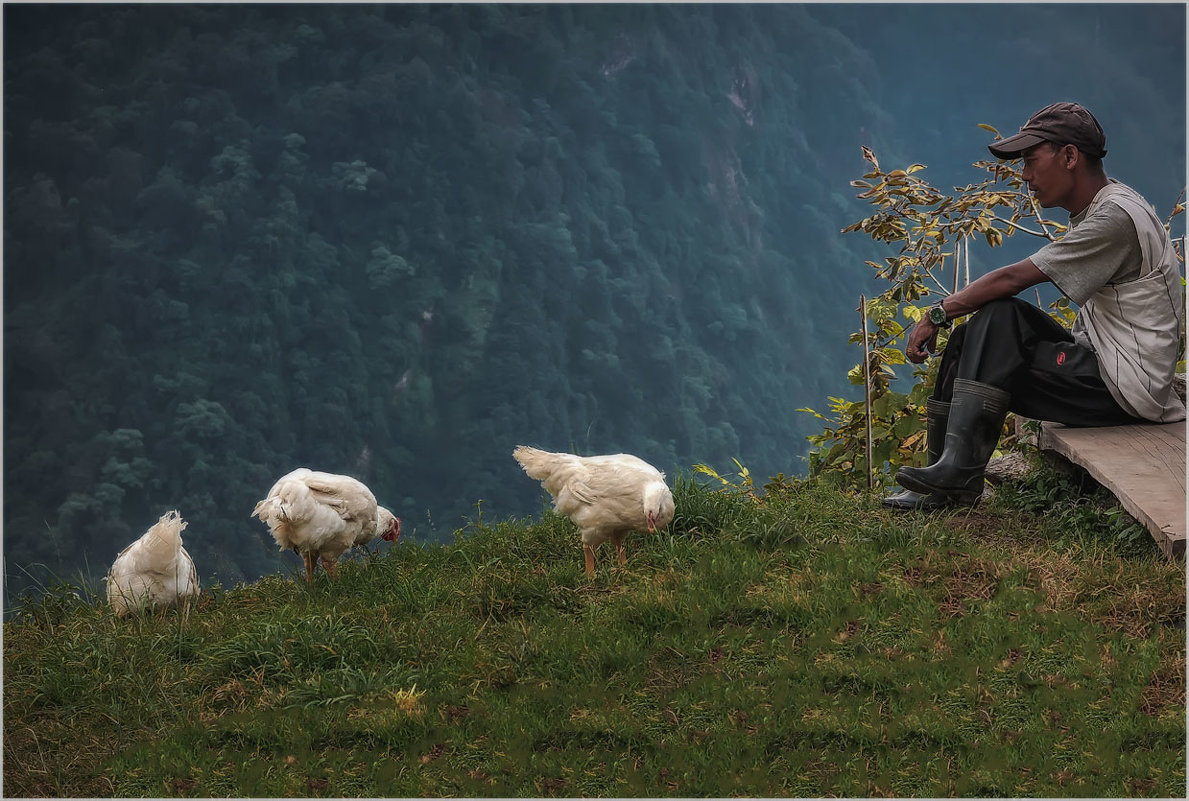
1028, 194, 1061, 239
1164, 187, 1185, 229
987, 213, 1052, 238
919, 262, 952, 297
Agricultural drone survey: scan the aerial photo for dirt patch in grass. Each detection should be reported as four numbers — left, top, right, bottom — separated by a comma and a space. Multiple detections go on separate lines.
1023, 553, 1185, 638
938, 563, 1000, 618
1140, 657, 1187, 717
538, 776, 569, 793
1126, 777, 1159, 795
170, 777, 198, 794
902, 565, 926, 588
2, 722, 122, 798
419, 742, 448, 764
642, 647, 699, 693
941, 506, 1018, 540
900, 553, 1005, 613
441, 703, 471, 723
932, 506, 1185, 639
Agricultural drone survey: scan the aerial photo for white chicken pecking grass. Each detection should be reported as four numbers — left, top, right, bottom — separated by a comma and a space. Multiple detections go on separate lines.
252, 468, 401, 582
106, 509, 199, 620
513, 445, 675, 575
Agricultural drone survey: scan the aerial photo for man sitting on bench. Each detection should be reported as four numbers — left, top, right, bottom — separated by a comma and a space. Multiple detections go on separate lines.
885, 101, 1185, 511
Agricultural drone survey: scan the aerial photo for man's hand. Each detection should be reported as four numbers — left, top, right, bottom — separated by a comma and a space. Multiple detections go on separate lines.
905, 318, 939, 364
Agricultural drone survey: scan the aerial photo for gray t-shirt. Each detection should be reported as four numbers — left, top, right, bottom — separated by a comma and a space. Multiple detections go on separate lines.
1030, 180, 1185, 422
1031, 199, 1143, 349
1032, 201, 1142, 305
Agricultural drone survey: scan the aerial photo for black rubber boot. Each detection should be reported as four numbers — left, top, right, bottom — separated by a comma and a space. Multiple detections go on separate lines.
895, 379, 1010, 501
882, 399, 953, 510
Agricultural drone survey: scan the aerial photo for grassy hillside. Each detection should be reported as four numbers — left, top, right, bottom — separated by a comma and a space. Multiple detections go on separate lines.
3, 463, 1185, 798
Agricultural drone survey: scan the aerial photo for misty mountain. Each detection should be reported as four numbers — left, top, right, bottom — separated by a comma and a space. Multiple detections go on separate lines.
3, 3, 1184, 604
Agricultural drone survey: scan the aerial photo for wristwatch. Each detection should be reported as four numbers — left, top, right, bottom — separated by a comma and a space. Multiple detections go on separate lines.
927, 301, 951, 328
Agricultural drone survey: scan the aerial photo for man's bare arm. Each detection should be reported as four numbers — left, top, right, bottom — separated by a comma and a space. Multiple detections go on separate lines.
905, 259, 1049, 364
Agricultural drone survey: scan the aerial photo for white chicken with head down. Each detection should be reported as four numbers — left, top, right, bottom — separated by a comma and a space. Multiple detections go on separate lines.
106, 510, 199, 619
513, 445, 675, 575
252, 468, 401, 582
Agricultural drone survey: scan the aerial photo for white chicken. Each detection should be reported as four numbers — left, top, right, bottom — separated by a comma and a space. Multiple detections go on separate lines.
106, 510, 199, 619
252, 468, 401, 582
513, 445, 675, 575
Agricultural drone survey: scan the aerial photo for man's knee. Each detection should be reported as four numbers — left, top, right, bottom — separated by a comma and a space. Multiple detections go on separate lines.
962, 297, 1032, 334
968, 296, 1069, 341
973, 297, 1028, 318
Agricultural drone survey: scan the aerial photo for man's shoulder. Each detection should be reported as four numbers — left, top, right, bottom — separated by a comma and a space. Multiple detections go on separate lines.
1070, 193, 1137, 245
1079, 183, 1146, 239
1082, 199, 1138, 233
1095, 180, 1160, 220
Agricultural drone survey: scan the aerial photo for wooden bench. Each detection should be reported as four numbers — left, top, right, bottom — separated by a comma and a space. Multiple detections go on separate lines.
1033, 419, 1186, 559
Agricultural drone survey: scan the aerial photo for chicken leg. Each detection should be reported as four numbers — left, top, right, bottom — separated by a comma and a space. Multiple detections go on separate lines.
297, 548, 316, 583
610, 532, 627, 567
321, 554, 339, 579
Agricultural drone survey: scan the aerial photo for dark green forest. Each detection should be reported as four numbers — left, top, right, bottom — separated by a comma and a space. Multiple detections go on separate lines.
3, 3, 1185, 605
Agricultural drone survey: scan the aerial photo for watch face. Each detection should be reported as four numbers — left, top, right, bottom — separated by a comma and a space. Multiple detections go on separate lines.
929, 305, 946, 325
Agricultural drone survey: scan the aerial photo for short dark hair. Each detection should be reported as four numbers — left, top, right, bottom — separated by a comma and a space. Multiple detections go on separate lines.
1044, 140, 1104, 173
1079, 149, 1104, 173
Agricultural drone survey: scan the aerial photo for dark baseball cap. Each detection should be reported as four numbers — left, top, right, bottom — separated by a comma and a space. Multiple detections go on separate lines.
988, 102, 1107, 159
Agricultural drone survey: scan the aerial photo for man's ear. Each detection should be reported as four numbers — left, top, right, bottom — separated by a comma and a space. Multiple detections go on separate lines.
1062, 144, 1080, 170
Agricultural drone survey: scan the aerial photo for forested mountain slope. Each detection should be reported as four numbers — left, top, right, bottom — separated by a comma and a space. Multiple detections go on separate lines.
3, 3, 1184, 602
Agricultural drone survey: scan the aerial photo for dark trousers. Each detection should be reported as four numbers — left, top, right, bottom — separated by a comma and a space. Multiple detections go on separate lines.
933, 298, 1141, 426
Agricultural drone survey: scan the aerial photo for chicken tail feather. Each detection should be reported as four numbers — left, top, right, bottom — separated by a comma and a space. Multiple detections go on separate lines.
142, 510, 186, 570
512, 445, 563, 480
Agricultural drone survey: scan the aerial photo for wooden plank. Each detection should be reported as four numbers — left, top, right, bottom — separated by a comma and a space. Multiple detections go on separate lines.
1038, 421, 1186, 558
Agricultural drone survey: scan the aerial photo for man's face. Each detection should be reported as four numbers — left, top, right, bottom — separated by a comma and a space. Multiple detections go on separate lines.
1020, 142, 1074, 209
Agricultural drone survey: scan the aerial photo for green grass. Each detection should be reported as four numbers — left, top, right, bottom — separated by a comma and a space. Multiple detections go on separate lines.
3, 465, 1185, 797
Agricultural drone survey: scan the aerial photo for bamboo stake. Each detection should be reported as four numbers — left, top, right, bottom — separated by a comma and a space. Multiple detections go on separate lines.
860, 295, 874, 492
964, 237, 971, 287
952, 237, 960, 295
